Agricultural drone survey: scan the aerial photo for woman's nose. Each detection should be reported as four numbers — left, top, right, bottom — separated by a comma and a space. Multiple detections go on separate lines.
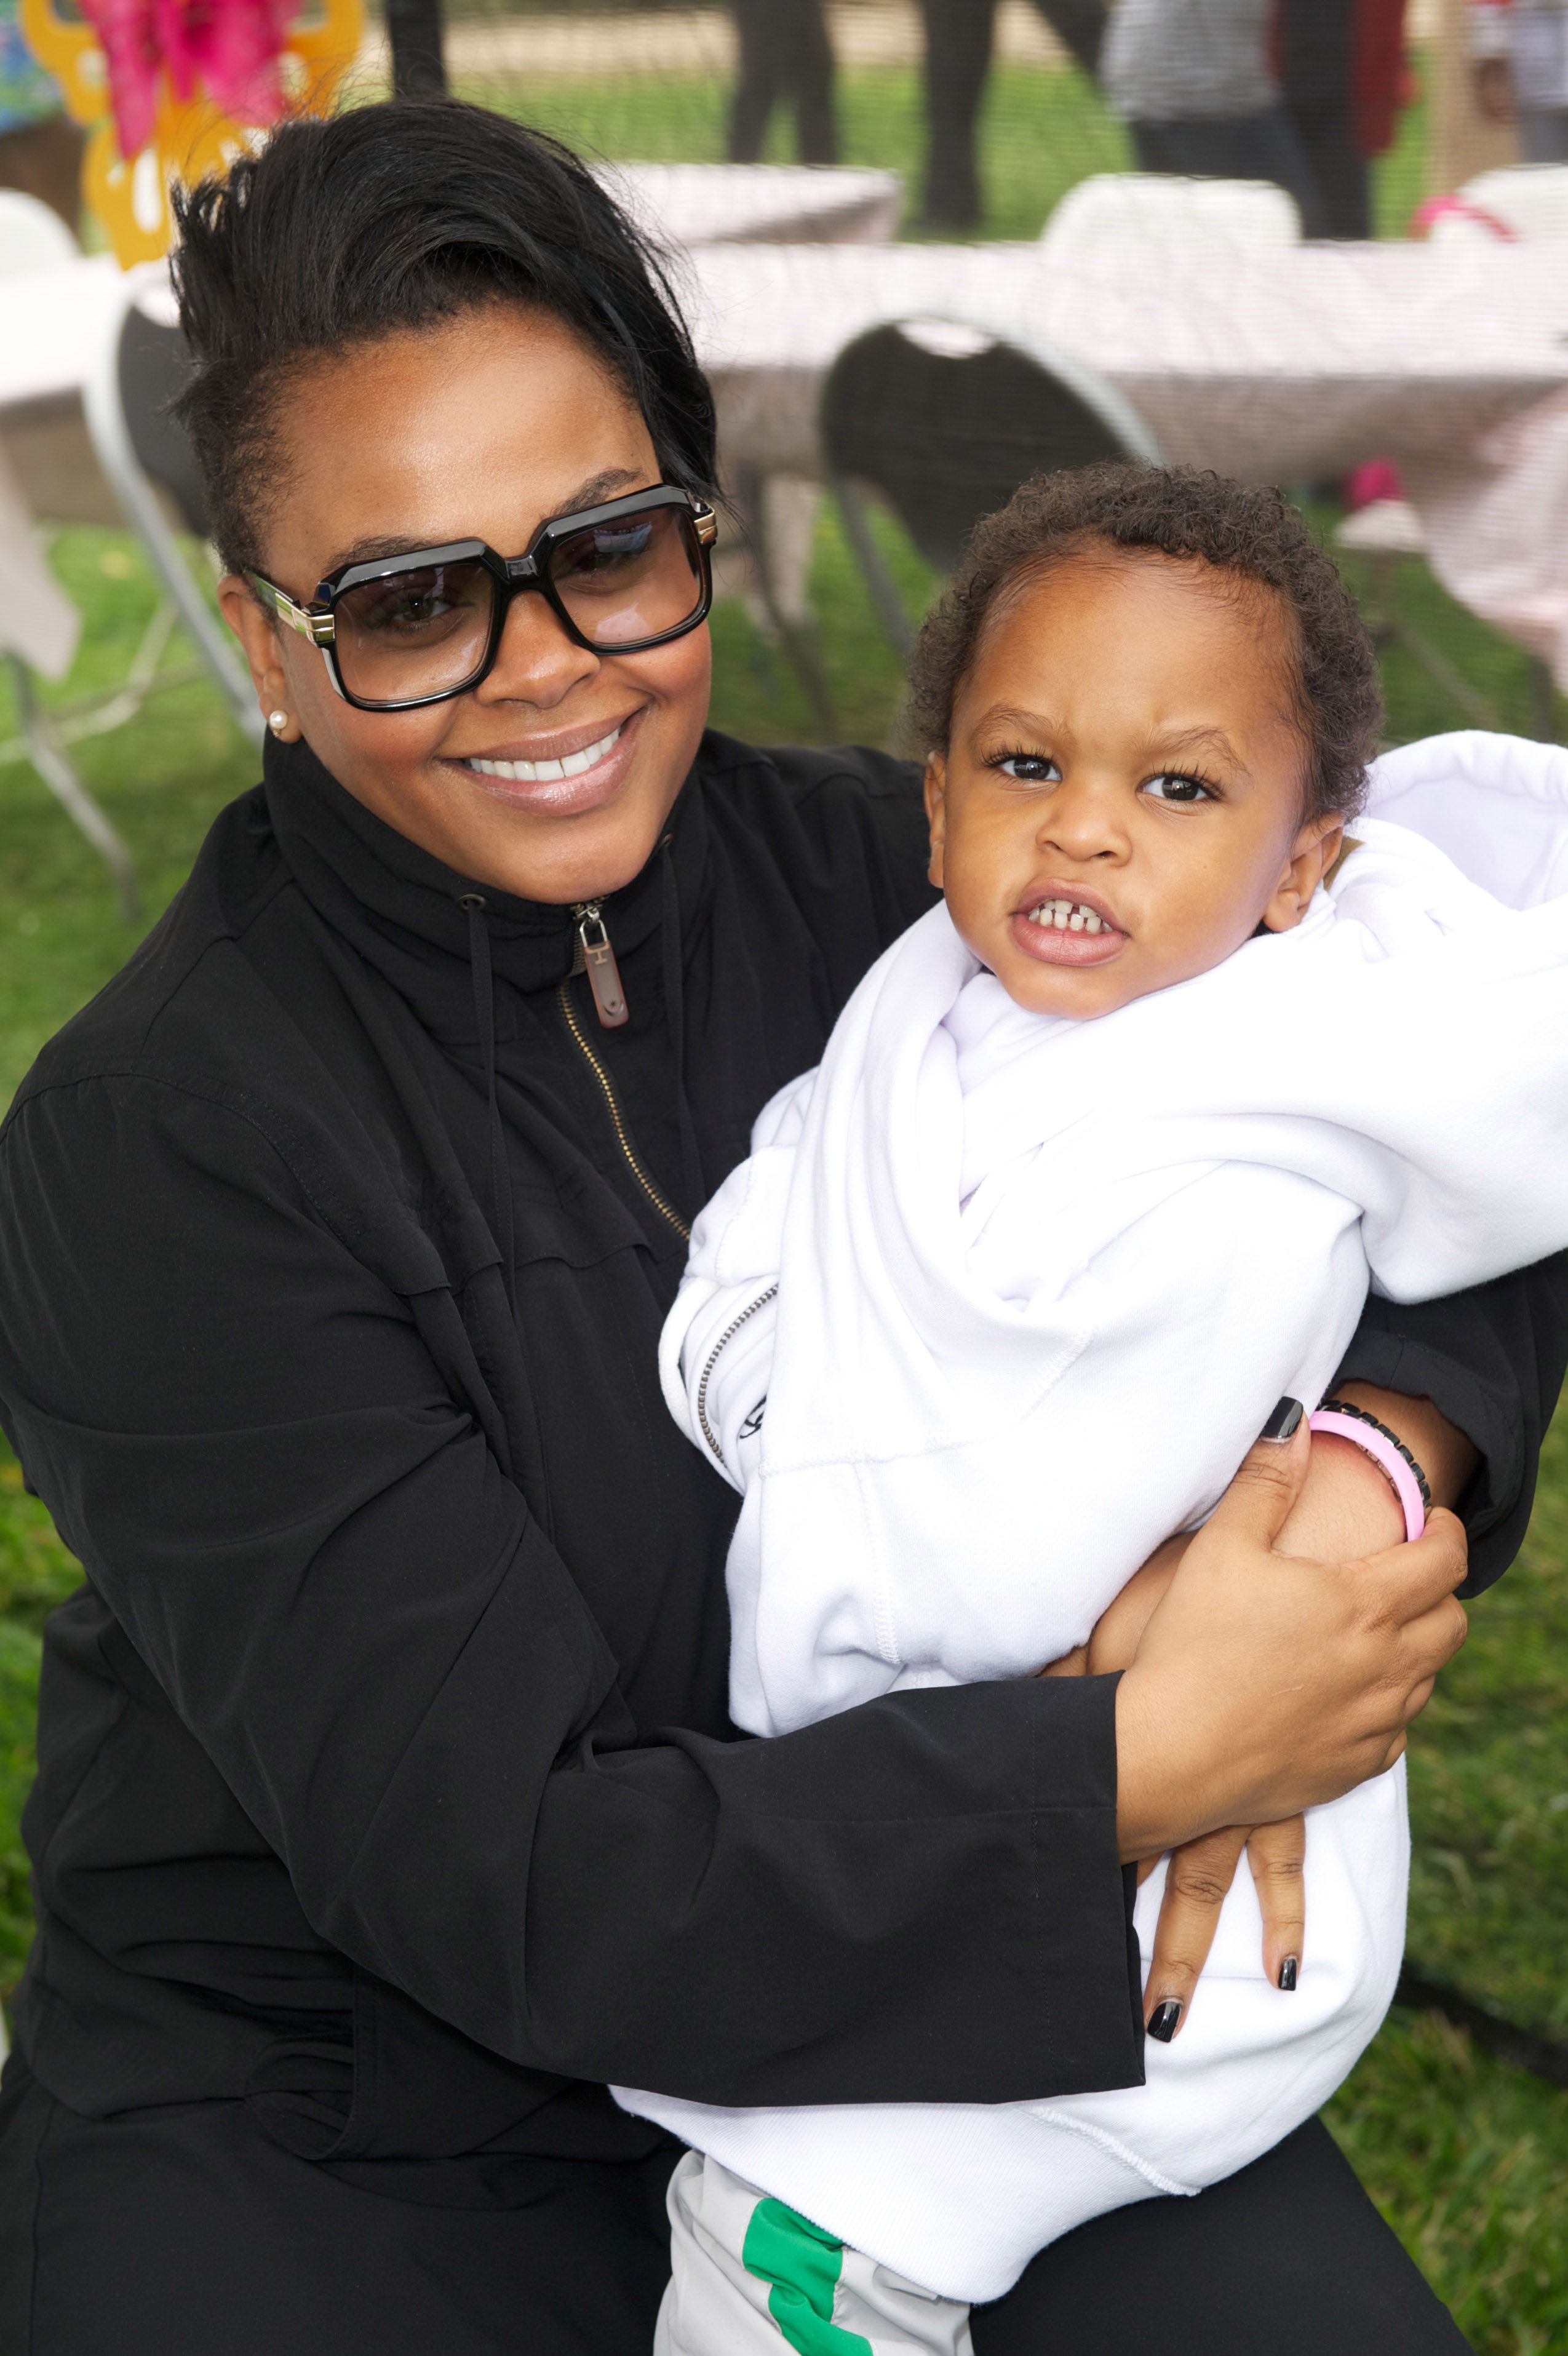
477, 586, 601, 709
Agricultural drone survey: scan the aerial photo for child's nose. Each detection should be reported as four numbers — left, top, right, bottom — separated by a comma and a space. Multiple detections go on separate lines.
1037, 778, 1125, 861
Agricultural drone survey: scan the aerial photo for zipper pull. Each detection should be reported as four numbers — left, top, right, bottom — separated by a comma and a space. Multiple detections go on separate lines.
573, 901, 629, 1029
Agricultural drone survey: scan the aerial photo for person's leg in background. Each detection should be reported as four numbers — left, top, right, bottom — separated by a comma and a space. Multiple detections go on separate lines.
1126, 108, 1327, 234
0, 110, 82, 235
918, 0, 999, 230
784, 0, 838, 165
1279, 0, 1369, 237
969, 2117, 1472, 2356
1024, 0, 1107, 76
728, 0, 782, 164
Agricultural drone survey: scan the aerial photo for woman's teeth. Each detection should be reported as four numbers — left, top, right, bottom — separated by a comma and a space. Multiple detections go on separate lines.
466, 722, 623, 783
1027, 898, 1107, 935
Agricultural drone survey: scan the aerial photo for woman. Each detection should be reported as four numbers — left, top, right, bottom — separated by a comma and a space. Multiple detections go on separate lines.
0, 100, 1556, 2355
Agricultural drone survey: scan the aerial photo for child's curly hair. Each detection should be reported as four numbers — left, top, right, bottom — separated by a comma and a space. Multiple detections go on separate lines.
907, 462, 1382, 824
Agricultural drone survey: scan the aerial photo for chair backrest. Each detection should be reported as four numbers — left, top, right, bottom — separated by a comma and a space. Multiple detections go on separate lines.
0, 189, 79, 277
1456, 163, 1568, 239
1041, 172, 1301, 255
115, 300, 209, 538
821, 316, 1160, 576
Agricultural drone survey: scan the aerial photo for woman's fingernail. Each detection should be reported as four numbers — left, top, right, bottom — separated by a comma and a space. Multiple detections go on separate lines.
1148, 1999, 1182, 2042
1259, 1397, 1303, 1443
1278, 1954, 1299, 1991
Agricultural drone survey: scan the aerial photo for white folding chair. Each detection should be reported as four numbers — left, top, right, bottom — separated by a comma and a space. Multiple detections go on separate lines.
1455, 164, 1568, 239
0, 189, 79, 275
84, 274, 260, 742
1041, 173, 1302, 256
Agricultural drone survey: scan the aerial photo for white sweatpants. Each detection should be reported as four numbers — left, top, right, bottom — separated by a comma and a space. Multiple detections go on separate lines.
656, 2151, 975, 2356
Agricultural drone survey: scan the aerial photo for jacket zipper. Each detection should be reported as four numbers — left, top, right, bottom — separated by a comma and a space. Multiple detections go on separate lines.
571, 900, 629, 1029
557, 952, 690, 1242
695, 1285, 778, 1467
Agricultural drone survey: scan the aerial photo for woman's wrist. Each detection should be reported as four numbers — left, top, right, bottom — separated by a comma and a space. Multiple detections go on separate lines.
1331, 1381, 1478, 1511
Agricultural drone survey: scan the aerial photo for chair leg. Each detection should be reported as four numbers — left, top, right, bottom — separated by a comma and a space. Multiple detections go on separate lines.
1529, 656, 1558, 742
734, 466, 840, 743
832, 475, 915, 664
7, 658, 139, 922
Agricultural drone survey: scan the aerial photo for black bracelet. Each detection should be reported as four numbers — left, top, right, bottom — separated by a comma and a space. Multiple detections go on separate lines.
1318, 1396, 1433, 1511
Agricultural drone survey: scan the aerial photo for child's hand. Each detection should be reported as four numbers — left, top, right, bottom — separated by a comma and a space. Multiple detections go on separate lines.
1138, 1815, 1306, 2042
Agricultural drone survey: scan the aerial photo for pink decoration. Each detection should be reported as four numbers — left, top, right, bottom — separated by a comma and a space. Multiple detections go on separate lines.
1411, 193, 1518, 242
1345, 458, 1406, 511
81, 0, 294, 160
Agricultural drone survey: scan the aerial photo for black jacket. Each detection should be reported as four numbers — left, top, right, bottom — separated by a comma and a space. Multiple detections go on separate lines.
1, 731, 1562, 2206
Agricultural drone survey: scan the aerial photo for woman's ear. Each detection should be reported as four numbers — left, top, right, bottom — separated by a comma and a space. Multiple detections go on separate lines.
923, 754, 948, 889
217, 575, 300, 738
1260, 816, 1343, 933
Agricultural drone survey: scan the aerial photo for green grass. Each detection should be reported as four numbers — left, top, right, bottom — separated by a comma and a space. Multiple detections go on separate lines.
0, 49, 1562, 2346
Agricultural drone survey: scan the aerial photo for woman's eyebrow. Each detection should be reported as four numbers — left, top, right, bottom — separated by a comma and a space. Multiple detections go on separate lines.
312, 472, 653, 580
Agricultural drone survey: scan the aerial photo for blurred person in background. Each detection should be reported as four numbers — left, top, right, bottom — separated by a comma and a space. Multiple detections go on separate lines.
0, 0, 80, 233
1280, 0, 1408, 239
727, 0, 838, 165
1102, 0, 1325, 233
1472, 0, 1568, 162
918, 0, 1107, 231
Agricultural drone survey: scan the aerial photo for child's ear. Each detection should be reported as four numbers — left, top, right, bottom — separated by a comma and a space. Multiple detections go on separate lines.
923, 754, 948, 889
1260, 816, 1343, 933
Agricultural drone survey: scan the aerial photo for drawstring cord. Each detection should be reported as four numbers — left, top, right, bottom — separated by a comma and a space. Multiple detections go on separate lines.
659, 834, 705, 1212
460, 892, 517, 1318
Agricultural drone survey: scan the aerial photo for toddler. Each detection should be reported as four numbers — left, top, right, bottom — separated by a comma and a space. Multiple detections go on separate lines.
616, 464, 1568, 2354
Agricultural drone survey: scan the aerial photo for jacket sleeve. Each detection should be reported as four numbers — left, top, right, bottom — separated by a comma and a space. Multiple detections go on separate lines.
0, 1071, 1143, 2109
1332, 1251, 1568, 1595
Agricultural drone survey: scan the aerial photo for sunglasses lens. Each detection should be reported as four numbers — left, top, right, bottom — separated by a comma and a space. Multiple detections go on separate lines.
332, 558, 497, 704
547, 503, 704, 647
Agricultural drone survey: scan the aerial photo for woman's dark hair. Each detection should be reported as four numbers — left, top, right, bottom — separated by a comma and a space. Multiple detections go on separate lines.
908, 463, 1382, 824
171, 98, 718, 578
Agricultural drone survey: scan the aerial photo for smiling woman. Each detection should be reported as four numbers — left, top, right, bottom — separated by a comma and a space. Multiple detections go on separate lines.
0, 97, 1559, 2356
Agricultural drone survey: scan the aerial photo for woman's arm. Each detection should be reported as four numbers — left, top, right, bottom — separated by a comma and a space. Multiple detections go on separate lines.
0, 1075, 1477, 2117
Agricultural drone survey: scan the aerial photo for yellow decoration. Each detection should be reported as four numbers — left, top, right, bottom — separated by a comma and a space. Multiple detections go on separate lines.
18, 0, 364, 266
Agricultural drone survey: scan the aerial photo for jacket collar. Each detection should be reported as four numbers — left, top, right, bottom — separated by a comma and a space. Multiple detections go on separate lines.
262, 733, 711, 1030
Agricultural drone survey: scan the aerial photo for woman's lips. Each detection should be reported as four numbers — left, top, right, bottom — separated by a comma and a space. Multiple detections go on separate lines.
450, 706, 647, 815
1009, 895, 1127, 967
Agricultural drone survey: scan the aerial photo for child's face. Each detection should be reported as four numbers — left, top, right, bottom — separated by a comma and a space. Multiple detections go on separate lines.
925, 552, 1343, 1021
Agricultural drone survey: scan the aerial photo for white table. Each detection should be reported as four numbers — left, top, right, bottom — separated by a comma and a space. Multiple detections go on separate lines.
599, 163, 904, 250
683, 237, 1568, 487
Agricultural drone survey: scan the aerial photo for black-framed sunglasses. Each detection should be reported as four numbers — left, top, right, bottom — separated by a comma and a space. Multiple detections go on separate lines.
247, 485, 718, 713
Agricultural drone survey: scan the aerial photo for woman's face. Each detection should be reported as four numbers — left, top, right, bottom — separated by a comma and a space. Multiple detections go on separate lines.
219, 305, 713, 905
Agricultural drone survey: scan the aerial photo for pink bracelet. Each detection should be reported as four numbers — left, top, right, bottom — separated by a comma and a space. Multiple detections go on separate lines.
1308, 1409, 1427, 1543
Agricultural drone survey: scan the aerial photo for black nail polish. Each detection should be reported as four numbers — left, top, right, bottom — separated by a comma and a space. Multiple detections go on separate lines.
1259, 1397, 1303, 1443
1148, 1999, 1182, 2042
1278, 1955, 1299, 1992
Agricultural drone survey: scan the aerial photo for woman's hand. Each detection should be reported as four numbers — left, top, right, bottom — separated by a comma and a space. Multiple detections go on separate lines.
1113, 1412, 1468, 1865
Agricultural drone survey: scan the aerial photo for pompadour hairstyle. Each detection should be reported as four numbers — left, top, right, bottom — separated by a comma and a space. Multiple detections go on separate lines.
171, 98, 718, 578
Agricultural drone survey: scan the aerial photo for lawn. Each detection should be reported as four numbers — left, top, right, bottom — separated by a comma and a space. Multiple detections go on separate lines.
0, 40, 1563, 2352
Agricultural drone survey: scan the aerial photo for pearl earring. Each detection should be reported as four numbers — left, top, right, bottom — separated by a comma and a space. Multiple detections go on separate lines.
268, 710, 290, 738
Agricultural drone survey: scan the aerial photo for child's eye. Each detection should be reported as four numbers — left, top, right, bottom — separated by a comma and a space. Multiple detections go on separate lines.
995, 753, 1062, 785
1142, 772, 1217, 805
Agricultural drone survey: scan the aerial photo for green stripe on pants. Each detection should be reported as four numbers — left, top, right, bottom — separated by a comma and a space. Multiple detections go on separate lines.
741, 2197, 875, 2356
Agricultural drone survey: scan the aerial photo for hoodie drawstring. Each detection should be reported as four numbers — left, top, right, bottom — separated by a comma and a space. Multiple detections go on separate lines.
460, 893, 517, 1318
659, 834, 705, 1212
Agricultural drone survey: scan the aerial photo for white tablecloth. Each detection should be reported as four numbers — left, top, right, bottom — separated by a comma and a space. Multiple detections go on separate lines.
683, 237, 1568, 485
600, 163, 904, 250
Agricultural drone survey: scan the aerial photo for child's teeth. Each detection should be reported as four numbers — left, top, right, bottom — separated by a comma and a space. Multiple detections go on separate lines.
1027, 900, 1108, 935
